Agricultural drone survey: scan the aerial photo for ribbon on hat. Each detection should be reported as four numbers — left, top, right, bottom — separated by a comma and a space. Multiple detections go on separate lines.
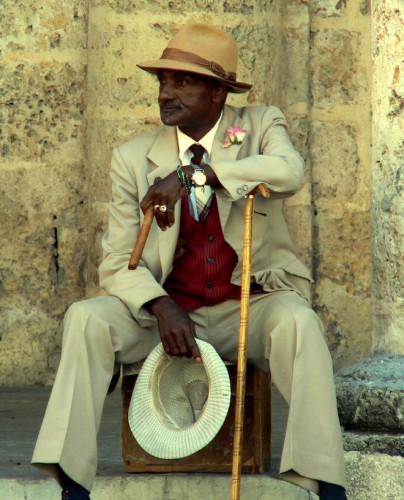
161, 48, 237, 82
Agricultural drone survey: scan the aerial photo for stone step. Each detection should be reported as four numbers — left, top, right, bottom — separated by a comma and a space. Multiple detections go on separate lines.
335, 354, 404, 432
0, 475, 315, 500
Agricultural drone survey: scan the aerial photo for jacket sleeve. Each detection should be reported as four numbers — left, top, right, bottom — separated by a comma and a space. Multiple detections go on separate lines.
98, 147, 168, 326
214, 106, 305, 200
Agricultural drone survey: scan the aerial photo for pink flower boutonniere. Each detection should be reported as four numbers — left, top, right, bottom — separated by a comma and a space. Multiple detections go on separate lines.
222, 126, 247, 148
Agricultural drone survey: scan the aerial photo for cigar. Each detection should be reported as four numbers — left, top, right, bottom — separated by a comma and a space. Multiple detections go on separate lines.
128, 205, 155, 270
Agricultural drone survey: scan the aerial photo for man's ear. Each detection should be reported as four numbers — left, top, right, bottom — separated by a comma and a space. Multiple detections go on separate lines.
212, 83, 228, 104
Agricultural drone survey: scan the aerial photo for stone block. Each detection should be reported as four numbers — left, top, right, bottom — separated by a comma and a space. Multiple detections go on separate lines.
314, 278, 372, 368
286, 113, 310, 159
343, 431, 404, 456
1, 60, 86, 161
282, 25, 309, 107
231, 20, 282, 105
283, 0, 310, 19
336, 354, 404, 432
345, 451, 404, 500
0, 163, 87, 293
0, 295, 60, 384
310, 30, 367, 108
283, 203, 312, 271
311, 120, 359, 200
0, 0, 88, 53
0, 475, 314, 500
309, 0, 348, 18
313, 209, 371, 294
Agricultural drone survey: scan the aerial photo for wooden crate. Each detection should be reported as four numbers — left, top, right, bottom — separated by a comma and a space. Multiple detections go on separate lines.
121, 364, 271, 473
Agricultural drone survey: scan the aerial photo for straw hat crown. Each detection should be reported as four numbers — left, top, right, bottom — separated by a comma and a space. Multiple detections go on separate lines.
137, 23, 252, 93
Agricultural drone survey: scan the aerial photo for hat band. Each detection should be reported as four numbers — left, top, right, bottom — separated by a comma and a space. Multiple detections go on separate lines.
160, 48, 237, 82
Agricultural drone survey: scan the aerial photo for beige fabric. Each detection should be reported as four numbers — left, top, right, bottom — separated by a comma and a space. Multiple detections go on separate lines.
32, 292, 347, 492
32, 104, 347, 492
98, 104, 312, 327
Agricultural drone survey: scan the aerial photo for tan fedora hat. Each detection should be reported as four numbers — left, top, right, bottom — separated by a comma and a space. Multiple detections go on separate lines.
137, 23, 252, 93
128, 339, 231, 459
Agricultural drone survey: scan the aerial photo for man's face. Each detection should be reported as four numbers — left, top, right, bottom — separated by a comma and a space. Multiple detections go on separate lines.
157, 70, 223, 137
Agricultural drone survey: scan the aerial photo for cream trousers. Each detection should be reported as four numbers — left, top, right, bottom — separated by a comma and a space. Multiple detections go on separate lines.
32, 291, 347, 492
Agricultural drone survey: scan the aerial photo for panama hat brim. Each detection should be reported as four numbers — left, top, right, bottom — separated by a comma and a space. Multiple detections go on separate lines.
128, 339, 231, 459
137, 59, 252, 94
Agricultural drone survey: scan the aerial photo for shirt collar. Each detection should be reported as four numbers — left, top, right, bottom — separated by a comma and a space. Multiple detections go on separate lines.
176, 111, 223, 163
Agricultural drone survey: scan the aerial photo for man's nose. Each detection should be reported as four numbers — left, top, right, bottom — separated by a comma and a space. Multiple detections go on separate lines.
158, 81, 174, 101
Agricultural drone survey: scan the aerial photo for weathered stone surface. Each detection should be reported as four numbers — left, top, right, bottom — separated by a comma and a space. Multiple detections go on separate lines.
336, 354, 404, 431
371, 1, 404, 355
282, 24, 310, 107
309, 0, 348, 18
89, 0, 271, 15
0, 305, 58, 385
231, 19, 282, 105
313, 210, 371, 294
1, 60, 86, 161
310, 30, 367, 108
283, 204, 313, 271
0, 475, 315, 500
0, 163, 87, 292
343, 431, 404, 456
312, 207, 372, 367
311, 121, 359, 200
0, 0, 396, 386
0, 0, 88, 384
315, 279, 372, 368
0, 0, 88, 53
345, 451, 404, 500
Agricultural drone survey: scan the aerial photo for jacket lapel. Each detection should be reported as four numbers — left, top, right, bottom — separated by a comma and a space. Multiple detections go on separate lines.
211, 105, 245, 230
146, 126, 181, 279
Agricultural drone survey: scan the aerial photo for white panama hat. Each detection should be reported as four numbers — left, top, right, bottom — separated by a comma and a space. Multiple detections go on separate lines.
128, 339, 231, 459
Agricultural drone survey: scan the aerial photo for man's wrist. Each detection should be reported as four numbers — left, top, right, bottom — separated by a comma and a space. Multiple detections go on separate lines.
144, 295, 173, 317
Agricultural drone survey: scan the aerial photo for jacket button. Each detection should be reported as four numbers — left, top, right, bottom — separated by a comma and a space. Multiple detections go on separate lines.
243, 185, 248, 191
206, 281, 214, 288
236, 188, 242, 194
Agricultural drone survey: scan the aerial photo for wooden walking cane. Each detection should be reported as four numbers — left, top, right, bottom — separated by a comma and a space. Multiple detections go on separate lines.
231, 183, 270, 500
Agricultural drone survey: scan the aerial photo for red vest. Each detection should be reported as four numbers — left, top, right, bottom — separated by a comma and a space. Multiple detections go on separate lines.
163, 196, 241, 311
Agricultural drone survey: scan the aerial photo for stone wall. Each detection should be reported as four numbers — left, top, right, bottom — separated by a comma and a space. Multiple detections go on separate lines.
1, 0, 398, 385
371, 0, 404, 354
307, 0, 373, 368
0, 1, 89, 384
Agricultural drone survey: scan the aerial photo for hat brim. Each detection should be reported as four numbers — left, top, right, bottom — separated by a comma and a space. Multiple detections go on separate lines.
128, 340, 231, 459
137, 60, 252, 94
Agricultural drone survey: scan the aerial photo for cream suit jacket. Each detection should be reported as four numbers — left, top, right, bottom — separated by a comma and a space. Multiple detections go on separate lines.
99, 104, 312, 327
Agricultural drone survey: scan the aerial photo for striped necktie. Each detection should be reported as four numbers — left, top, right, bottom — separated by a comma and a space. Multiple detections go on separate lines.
189, 144, 213, 222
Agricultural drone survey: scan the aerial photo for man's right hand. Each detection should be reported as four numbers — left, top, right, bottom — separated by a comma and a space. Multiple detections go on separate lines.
145, 295, 202, 363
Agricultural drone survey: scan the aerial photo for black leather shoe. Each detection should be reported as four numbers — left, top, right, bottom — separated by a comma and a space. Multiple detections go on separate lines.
319, 481, 347, 500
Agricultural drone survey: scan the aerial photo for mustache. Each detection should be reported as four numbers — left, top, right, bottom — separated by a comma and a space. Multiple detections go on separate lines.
159, 102, 182, 110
